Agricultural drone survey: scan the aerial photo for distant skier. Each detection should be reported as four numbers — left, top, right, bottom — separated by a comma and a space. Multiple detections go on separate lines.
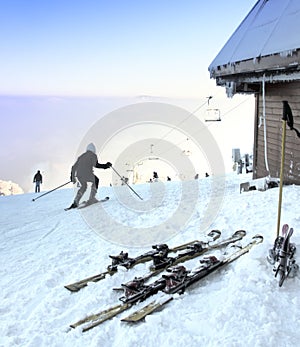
33, 170, 43, 193
153, 171, 158, 182
68, 143, 112, 209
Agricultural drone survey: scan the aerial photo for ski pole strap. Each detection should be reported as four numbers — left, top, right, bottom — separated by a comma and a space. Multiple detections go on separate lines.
111, 166, 143, 200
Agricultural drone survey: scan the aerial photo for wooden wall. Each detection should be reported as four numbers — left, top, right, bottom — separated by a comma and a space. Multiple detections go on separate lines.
253, 81, 300, 184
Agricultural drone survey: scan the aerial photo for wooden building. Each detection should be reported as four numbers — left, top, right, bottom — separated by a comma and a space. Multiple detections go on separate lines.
209, 0, 300, 184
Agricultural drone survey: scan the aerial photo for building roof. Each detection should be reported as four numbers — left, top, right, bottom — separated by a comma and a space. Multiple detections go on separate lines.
209, 0, 300, 74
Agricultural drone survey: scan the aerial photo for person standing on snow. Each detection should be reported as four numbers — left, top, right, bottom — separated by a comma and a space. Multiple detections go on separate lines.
68, 143, 112, 209
33, 170, 43, 193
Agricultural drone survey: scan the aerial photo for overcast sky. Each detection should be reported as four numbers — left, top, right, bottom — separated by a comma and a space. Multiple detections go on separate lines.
0, 0, 256, 192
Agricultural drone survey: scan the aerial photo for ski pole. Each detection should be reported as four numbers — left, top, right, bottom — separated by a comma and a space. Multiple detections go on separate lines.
32, 181, 72, 202
111, 166, 143, 200
276, 104, 287, 237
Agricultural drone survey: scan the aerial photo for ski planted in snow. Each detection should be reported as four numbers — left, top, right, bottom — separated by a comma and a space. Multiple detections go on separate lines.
64, 229, 221, 292
64, 196, 109, 211
69, 230, 249, 331
267, 224, 298, 287
121, 234, 264, 323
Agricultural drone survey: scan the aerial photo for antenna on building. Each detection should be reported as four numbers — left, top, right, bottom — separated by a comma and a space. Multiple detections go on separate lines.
206, 96, 213, 105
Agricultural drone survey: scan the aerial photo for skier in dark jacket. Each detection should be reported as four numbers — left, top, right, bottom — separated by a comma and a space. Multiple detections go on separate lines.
33, 170, 43, 193
68, 143, 112, 209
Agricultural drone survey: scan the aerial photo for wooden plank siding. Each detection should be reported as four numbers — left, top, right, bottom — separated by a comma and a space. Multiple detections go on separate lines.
253, 81, 300, 184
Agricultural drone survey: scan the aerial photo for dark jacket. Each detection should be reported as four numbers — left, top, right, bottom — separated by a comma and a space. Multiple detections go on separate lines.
33, 172, 43, 183
71, 151, 108, 182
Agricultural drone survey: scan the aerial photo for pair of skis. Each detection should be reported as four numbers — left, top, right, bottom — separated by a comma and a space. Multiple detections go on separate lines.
122, 234, 263, 323
115, 229, 246, 299
69, 231, 263, 332
64, 196, 109, 211
267, 224, 298, 287
64, 229, 221, 292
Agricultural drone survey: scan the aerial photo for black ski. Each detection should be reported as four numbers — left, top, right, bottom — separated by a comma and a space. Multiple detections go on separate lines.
64, 230, 221, 292
64, 196, 109, 211
149, 230, 246, 272
121, 234, 263, 323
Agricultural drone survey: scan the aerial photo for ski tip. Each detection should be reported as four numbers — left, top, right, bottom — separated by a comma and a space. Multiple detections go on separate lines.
252, 234, 264, 243
208, 229, 221, 240
233, 230, 246, 237
282, 224, 289, 235
64, 285, 80, 292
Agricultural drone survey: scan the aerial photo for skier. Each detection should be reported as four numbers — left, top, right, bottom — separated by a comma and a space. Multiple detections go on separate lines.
153, 171, 158, 182
33, 170, 43, 193
68, 143, 112, 209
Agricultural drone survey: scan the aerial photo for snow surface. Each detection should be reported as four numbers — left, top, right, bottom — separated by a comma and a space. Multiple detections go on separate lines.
1, 173, 300, 347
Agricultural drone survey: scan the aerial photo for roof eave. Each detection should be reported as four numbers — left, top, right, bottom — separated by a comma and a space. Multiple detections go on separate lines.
209, 50, 300, 97
209, 49, 300, 80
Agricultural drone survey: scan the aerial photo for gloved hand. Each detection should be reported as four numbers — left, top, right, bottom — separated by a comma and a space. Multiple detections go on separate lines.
105, 162, 112, 168
70, 174, 76, 183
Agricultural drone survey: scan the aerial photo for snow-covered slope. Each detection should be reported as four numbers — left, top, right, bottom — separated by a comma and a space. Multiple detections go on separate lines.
1, 174, 299, 347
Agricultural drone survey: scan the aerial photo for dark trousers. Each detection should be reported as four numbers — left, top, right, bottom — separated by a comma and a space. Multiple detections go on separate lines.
35, 181, 41, 193
74, 175, 99, 204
